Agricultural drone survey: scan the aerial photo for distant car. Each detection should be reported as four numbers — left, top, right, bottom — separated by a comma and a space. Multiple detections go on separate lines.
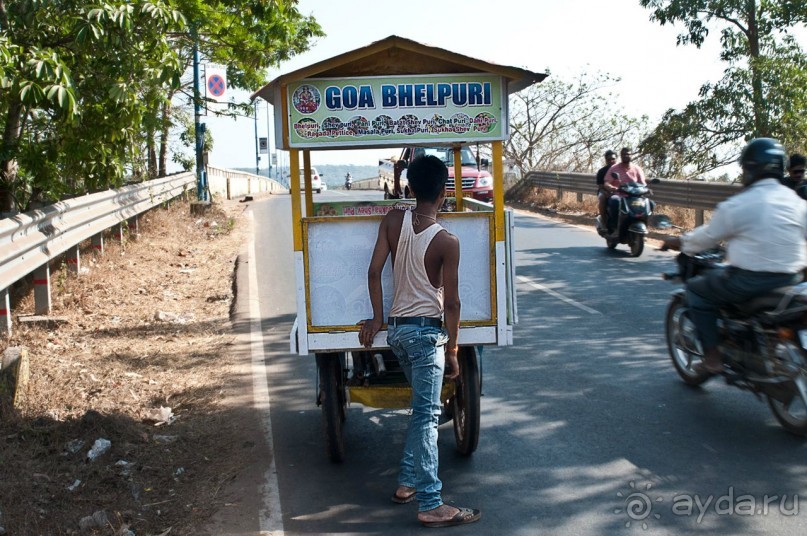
299, 167, 323, 194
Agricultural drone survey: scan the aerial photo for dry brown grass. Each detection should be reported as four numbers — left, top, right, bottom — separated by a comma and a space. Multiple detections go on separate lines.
0, 196, 255, 535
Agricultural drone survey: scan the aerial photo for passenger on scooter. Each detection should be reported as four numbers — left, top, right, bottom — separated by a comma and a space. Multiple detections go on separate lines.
602, 148, 647, 232
596, 150, 618, 226
662, 138, 807, 374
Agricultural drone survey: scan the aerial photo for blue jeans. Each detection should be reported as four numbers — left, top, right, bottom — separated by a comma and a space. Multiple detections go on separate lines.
387, 324, 448, 512
686, 266, 800, 351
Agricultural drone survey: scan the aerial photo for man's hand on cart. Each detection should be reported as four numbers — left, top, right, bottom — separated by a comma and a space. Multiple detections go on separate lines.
358, 318, 383, 348
445, 347, 460, 381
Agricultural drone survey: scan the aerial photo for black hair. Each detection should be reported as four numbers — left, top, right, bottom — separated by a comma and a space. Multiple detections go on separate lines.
407, 155, 448, 202
621, 147, 632, 155
604, 150, 616, 159
790, 153, 806, 169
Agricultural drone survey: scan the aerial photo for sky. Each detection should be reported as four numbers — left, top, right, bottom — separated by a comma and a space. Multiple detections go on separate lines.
201, 0, 746, 172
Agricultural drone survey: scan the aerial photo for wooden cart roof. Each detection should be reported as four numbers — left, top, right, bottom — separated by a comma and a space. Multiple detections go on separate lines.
251, 35, 547, 103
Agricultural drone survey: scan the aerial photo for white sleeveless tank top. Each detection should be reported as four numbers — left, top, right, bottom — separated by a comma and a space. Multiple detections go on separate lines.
389, 210, 444, 318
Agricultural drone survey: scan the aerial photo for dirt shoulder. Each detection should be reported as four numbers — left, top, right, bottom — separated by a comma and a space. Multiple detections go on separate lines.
0, 195, 267, 535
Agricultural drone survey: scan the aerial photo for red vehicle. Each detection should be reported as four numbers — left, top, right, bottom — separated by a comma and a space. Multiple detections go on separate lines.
381, 145, 494, 202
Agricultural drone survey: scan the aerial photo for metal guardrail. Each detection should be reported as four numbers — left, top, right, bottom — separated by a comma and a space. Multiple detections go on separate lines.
0, 173, 194, 295
0, 167, 286, 336
525, 171, 741, 211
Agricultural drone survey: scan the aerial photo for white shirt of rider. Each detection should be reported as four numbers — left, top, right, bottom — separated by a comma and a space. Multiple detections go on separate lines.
682, 178, 807, 273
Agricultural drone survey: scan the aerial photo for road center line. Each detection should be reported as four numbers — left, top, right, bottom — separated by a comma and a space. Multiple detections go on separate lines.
247, 212, 285, 536
517, 274, 602, 315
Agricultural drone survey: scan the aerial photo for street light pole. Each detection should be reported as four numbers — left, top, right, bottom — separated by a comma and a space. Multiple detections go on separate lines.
192, 28, 207, 201
254, 101, 260, 176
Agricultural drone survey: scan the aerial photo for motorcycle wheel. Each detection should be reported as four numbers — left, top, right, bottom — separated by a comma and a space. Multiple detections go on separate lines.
665, 296, 712, 386
606, 237, 618, 249
767, 341, 807, 436
629, 234, 644, 257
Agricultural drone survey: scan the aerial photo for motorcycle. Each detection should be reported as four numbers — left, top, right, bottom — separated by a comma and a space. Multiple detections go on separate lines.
596, 177, 656, 257
663, 248, 807, 435
345, 177, 352, 190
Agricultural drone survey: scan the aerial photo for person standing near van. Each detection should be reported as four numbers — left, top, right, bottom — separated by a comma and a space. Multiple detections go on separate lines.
359, 155, 481, 528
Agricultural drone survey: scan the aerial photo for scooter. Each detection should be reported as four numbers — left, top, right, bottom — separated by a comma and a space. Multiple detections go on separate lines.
345, 177, 352, 190
596, 178, 656, 257
662, 248, 807, 436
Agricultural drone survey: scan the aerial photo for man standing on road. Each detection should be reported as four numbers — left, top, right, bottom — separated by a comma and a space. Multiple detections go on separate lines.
359, 155, 481, 528
596, 150, 618, 227
603, 147, 647, 232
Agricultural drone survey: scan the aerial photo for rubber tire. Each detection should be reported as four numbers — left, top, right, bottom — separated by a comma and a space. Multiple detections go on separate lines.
606, 237, 618, 250
316, 189, 321, 194
452, 346, 481, 456
665, 297, 712, 386
316, 352, 346, 462
767, 344, 807, 436
630, 234, 644, 257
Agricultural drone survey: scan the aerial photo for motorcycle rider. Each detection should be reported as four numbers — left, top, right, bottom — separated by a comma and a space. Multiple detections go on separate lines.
345, 172, 353, 189
602, 148, 647, 233
662, 138, 807, 374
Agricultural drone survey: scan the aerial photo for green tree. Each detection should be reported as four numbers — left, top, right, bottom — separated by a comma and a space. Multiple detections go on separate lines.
0, 0, 185, 212
639, 0, 807, 177
0, 0, 322, 213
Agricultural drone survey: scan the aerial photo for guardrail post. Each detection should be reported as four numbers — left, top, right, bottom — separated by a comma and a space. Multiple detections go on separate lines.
576, 192, 583, 202
695, 209, 704, 227
113, 223, 124, 242
226, 176, 231, 200
66, 245, 80, 273
128, 216, 139, 239
91, 233, 104, 255
556, 187, 562, 201
33, 264, 51, 315
0, 288, 10, 336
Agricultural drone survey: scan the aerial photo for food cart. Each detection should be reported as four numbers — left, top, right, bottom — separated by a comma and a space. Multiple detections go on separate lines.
251, 36, 546, 462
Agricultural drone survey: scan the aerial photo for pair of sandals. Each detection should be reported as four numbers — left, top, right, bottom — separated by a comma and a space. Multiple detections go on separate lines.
391, 487, 481, 528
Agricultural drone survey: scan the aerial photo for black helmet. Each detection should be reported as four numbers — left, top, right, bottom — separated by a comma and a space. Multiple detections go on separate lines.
739, 138, 786, 185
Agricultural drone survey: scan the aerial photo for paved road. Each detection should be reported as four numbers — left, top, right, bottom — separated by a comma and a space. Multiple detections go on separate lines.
243, 190, 807, 535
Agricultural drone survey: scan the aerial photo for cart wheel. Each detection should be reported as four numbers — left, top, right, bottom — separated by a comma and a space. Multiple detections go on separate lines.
451, 346, 480, 456
316, 352, 346, 463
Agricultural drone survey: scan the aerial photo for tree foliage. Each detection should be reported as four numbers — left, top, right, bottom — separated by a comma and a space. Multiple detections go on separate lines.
0, 0, 322, 213
506, 72, 648, 175
639, 0, 807, 178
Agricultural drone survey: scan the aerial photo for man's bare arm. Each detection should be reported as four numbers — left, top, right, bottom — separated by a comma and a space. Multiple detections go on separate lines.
359, 216, 391, 347
441, 233, 461, 379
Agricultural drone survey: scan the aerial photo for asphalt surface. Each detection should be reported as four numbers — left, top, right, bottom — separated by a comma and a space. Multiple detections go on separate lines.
244, 189, 807, 536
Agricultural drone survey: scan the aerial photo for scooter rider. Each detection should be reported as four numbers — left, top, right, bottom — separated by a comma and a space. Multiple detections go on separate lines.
662, 138, 807, 374
345, 172, 353, 189
603, 148, 647, 233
